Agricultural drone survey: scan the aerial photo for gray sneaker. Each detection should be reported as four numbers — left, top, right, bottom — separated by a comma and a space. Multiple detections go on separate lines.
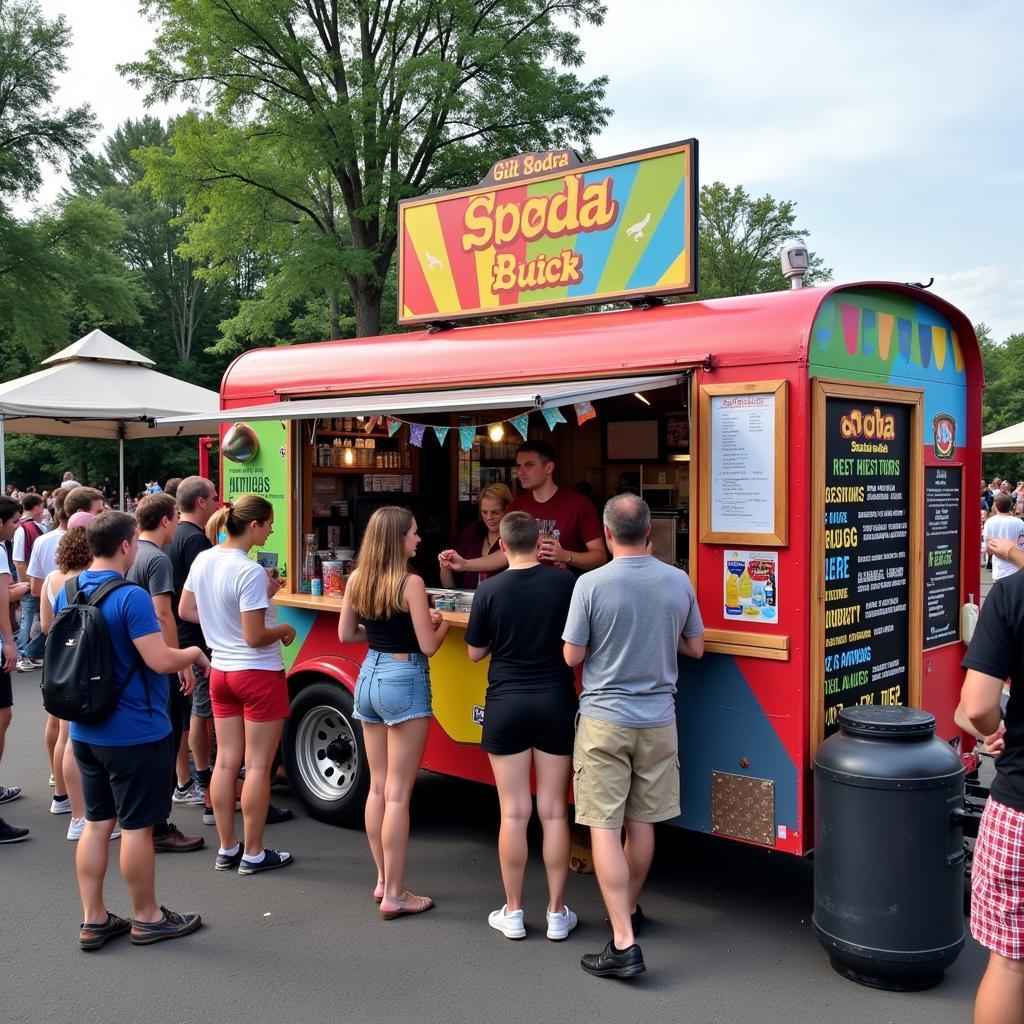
130, 906, 202, 945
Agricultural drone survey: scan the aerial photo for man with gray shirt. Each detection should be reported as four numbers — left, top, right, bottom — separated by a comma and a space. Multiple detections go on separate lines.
563, 494, 704, 978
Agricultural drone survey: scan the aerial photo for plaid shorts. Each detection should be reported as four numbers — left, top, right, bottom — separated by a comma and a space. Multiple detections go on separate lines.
971, 797, 1024, 959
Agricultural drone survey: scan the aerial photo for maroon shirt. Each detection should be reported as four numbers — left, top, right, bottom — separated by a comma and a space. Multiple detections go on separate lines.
508, 487, 603, 562
453, 521, 502, 589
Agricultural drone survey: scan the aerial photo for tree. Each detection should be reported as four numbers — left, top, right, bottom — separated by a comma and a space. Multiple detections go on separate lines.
70, 116, 222, 363
122, 0, 610, 339
978, 323, 1024, 482
0, 0, 95, 201
696, 182, 831, 299
0, 0, 143, 376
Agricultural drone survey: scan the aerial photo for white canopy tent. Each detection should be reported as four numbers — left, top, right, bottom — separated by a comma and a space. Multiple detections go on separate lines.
0, 330, 219, 506
982, 421, 1024, 454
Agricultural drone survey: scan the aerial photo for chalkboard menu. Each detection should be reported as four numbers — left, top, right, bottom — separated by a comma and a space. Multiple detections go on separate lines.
923, 465, 962, 648
822, 398, 912, 737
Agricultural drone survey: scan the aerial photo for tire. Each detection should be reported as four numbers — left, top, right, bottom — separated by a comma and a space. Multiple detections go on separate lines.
283, 680, 368, 827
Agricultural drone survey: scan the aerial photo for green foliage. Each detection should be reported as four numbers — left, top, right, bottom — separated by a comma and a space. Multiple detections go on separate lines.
123, 0, 611, 338
69, 116, 226, 363
979, 323, 1024, 481
696, 182, 831, 299
0, 0, 96, 200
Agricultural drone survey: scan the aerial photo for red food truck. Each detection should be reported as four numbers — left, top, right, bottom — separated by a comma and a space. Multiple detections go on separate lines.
160, 140, 982, 857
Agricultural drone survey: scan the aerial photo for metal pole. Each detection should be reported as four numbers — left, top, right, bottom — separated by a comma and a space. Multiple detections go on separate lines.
118, 429, 125, 511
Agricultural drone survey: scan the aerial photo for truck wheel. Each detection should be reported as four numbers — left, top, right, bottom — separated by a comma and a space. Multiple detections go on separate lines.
284, 680, 368, 827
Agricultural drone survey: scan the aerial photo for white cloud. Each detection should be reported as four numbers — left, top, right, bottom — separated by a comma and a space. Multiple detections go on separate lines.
928, 265, 1024, 341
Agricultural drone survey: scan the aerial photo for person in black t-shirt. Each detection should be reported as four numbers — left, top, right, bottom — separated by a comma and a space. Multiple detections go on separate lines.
465, 511, 579, 942
167, 477, 217, 819
961, 553, 1024, 1024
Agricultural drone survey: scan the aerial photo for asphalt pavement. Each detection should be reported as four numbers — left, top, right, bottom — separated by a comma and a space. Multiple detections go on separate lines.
1, 667, 986, 1024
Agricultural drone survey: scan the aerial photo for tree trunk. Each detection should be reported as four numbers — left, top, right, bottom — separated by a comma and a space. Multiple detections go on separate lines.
353, 276, 383, 338
329, 290, 341, 340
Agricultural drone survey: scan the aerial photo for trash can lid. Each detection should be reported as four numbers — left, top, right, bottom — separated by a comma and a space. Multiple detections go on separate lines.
838, 706, 935, 738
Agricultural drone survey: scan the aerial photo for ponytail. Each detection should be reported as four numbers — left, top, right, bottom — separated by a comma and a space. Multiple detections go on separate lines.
206, 494, 272, 545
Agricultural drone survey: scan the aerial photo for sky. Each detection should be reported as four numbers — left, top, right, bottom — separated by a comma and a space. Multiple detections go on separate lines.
21, 0, 1024, 340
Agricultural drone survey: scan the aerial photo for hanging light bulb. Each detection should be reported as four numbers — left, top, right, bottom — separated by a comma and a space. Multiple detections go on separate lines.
634, 392, 651, 406
488, 422, 505, 443
344, 447, 354, 466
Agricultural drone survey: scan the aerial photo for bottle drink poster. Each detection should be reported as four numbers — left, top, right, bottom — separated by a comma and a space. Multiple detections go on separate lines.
723, 550, 779, 623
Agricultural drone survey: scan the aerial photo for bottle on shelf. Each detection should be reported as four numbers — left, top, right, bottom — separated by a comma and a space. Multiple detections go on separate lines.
300, 532, 320, 594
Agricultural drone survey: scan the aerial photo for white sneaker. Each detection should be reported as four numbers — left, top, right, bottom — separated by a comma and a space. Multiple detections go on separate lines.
48, 773, 55, 788
50, 796, 71, 814
488, 904, 526, 940
545, 904, 578, 941
15, 659, 34, 673
67, 818, 122, 842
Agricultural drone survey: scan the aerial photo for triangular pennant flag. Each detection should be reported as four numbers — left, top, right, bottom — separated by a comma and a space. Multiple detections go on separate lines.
542, 407, 567, 430
897, 318, 913, 362
574, 401, 596, 425
509, 413, 529, 440
877, 312, 895, 361
409, 423, 426, 448
839, 304, 860, 356
931, 324, 947, 371
433, 425, 450, 446
459, 426, 477, 451
364, 416, 381, 433
387, 417, 401, 437
917, 322, 931, 369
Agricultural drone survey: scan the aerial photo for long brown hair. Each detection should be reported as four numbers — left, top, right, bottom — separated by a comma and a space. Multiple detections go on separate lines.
346, 506, 414, 620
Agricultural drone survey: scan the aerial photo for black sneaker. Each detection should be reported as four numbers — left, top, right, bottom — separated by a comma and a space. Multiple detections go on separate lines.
130, 906, 202, 945
0, 818, 29, 843
238, 848, 293, 875
580, 940, 646, 978
266, 804, 294, 825
79, 911, 131, 951
214, 848, 243, 871
201, 805, 216, 825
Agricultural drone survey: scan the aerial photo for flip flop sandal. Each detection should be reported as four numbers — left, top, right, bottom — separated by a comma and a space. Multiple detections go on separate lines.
380, 890, 434, 919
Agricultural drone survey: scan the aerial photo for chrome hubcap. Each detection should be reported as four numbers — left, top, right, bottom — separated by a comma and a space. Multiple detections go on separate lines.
294, 704, 359, 802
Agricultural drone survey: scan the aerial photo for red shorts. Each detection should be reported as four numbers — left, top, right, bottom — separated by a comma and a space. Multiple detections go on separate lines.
972, 797, 1024, 959
209, 668, 289, 723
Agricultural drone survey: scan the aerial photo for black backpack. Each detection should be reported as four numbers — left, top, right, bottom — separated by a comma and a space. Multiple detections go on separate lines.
40, 577, 148, 724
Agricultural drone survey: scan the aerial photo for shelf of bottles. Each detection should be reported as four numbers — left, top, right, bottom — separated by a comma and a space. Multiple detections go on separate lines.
312, 417, 411, 472
457, 432, 518, 503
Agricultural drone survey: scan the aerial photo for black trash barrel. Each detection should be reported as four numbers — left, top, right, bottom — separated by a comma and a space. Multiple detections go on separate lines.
812, 706, 966, 991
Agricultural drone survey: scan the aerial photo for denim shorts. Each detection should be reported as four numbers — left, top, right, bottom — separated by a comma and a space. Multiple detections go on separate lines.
353, 650, 432, 726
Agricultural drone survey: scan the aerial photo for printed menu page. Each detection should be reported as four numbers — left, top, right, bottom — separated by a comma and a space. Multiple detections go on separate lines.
710, 393, 776, 534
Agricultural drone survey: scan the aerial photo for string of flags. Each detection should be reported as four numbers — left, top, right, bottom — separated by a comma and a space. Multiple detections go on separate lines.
375, 402, 594, 450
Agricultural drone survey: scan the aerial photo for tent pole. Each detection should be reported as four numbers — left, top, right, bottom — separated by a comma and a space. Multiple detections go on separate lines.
118, 425, 125, 511
0, 416, 6, 493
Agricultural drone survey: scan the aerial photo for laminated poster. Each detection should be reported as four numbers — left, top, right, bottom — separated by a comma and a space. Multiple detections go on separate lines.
723, 550, 779, 623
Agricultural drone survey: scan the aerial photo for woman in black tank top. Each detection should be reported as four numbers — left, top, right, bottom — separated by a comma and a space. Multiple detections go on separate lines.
339, 507, 449, 918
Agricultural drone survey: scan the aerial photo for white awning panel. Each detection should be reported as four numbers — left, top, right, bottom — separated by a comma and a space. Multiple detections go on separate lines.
154, 373, 686, 428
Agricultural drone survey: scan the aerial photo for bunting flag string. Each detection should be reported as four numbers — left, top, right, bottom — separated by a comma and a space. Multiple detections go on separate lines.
409, 422, 426, 447
574, 401, 596, 425
387, 417, 401, 437
363, 416, 382, 433
433, 425, 450, 446
509, 413, 530, 440
541, 407, 567, 430
458, 425, 477, 451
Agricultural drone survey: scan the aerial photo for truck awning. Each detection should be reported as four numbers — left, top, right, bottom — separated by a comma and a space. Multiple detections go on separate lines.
154, 373, 687, 428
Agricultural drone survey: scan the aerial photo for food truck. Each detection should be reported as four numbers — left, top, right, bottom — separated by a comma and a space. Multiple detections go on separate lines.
160, 140, 982, 857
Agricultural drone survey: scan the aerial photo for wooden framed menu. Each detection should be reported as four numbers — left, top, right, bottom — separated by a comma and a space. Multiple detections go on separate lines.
808, 378, 923, 756
699, 380, 788, 546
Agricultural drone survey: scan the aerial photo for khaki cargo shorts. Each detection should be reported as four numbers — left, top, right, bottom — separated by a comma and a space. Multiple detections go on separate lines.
572, 714, 680, 829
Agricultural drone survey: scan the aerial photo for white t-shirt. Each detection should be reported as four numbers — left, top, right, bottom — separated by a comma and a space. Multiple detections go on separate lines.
183, 546, 283, 671
984, 514, 1024, 581
27, 528, 66, 582
0, 545, 11, 660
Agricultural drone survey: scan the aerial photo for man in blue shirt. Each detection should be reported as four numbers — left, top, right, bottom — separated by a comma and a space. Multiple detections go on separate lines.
54, 512, 210, 950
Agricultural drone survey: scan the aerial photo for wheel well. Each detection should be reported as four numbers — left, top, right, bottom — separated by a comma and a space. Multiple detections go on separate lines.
286, 659, 358, 705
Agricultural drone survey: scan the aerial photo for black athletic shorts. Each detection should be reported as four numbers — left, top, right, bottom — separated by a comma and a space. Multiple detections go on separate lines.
72, 735, 174, 830
0, 669, 11, 710
480, 687, 578, 757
